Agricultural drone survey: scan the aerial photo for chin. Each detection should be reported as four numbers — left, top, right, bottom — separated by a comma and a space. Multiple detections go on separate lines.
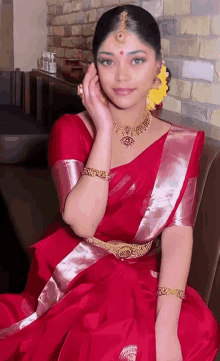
112, 101, 137, 111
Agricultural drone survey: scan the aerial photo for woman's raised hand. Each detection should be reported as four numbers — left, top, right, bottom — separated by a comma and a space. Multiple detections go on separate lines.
81, 62, 114, 132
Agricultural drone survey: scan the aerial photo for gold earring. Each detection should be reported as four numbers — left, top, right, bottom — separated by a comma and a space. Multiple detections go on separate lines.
100, 92, 108, 105
153, 76, 162, 89
151, 66, 163, 89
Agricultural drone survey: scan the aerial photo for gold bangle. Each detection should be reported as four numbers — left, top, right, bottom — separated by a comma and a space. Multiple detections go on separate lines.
81, 167, 111, 181
155, 287, 186, 300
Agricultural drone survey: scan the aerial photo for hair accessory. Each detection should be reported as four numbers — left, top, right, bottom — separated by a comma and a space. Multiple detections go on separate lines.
155, 287, 186, 300
81, 167, 111, 181
114, 10, 128, 46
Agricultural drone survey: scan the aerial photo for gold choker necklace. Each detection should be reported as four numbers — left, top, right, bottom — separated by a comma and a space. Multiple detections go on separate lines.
113, 109, 152, 148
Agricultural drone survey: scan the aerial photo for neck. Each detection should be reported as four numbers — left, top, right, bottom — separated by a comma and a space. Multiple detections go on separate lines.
108, 97, 148, 127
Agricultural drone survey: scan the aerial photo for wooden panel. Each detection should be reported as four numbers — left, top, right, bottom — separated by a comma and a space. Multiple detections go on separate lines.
24, 72, 30, 114
15, 68, 21, 107
29, 69, 85, 132
36, 76, 43, 124
0, 71, 11, 104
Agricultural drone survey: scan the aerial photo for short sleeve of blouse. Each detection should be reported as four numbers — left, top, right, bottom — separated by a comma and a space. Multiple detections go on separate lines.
164, 130, 205, 229
48, 114, 85, 168
48, 114, 86, 213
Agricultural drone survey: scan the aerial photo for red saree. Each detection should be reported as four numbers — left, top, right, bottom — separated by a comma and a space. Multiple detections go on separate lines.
0, 113, 219, 360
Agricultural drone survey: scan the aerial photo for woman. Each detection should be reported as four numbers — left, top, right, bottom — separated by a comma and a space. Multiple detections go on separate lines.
0, 5, 219, 360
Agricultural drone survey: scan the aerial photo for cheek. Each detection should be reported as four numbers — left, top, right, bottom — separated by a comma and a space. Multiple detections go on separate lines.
98, 71, 114, 89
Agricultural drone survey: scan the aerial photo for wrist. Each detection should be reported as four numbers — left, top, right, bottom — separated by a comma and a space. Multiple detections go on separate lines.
96, 125, 114, 135
155, 318, 178, 334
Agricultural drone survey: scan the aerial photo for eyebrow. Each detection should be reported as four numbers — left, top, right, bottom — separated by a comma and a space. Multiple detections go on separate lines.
97, 50, 147, 56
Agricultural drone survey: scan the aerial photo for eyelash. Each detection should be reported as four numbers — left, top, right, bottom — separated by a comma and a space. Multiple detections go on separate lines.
98, 57, 146, 66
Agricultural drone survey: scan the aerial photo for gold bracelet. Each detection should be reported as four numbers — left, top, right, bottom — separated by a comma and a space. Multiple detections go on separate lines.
155, 287, 186, 300
81, 167, 111, 181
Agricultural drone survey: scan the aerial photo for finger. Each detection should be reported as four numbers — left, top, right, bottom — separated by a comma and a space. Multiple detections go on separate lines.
83, 63, 98, 107
89, 75, 99, 99
84, 62, 96, 82
82, 63, 94, 100
87, 70, 99, 102
80, 89, 84, 106
87, 64, 97, 91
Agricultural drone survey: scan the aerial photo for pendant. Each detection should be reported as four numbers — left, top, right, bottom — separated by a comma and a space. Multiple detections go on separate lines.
120, 136, 135, 148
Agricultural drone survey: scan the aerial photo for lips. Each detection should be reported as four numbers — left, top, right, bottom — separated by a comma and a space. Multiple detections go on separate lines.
113, 88, 135, 96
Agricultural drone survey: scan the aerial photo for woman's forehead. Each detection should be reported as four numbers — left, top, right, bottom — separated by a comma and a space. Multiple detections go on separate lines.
98, 33, 155, 56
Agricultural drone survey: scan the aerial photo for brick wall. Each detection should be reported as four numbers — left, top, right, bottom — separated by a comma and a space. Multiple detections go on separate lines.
46, 0, 220, 127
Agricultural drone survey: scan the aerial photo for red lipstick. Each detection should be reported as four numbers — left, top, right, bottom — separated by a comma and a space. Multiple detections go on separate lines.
113, 88, 135, 96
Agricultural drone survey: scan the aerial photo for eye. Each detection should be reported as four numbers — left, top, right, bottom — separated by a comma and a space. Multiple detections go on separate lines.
98, 59, 113, 66
97, 57, 146, 66
132, 57, 146, 65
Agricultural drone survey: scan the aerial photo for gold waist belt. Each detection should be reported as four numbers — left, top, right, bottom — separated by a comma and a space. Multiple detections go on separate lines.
84, 236, 154, 260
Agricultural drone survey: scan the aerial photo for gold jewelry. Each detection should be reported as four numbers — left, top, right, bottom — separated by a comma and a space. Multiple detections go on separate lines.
155, 287, 186, 300
114, 10, 128, 46
112, 96, 152, 148
77, 83, 108, 105
81, 167, 111, 181
100, 92, 108, 105
77, 84, 83, 98
152, 75, 162, 89
84, 236, 154, 260
152, 62, 164, 89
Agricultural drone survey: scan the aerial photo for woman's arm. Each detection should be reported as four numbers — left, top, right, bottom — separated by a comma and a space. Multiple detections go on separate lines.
155, 225, 194, 332
63, 126, 114, 239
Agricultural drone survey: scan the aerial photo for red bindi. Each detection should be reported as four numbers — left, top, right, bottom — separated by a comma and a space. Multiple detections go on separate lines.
120, 51, 124, 55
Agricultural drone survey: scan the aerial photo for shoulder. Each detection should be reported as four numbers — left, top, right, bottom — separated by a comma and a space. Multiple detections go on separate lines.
76, 111, 96, 139
51, 111, 95, 139
48, 113, 85, 168
48, 113, 83, 150
151, 116, 172, 133
170, 122, 205, 136
51, 113, 80, 130
49, 113, 85, 142
168, 122, 205, 145
151, 117, 205, 142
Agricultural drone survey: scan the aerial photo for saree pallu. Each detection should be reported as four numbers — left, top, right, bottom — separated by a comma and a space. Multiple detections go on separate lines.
0, 114, 219, 360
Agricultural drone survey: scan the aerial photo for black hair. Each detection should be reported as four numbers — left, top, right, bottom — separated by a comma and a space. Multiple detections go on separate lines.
92, 4, 162, 67
166, 67, 171, 93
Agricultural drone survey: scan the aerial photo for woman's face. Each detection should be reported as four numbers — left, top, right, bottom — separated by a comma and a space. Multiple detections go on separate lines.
96, 31, 161, 109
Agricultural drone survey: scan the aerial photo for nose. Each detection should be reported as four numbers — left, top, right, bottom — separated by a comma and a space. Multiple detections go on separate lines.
115, 64, 131, 82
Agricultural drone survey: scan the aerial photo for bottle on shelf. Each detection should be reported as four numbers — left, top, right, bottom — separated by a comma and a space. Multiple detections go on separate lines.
37, 53, 43, 70
48, 53, 57, 74
42, 52, 48, 72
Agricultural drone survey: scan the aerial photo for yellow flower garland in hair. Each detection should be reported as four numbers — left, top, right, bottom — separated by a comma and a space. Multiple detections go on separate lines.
147, 64, 169, 111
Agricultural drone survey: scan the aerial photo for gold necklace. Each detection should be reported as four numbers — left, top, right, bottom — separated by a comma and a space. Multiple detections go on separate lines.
113, 108, 152, 148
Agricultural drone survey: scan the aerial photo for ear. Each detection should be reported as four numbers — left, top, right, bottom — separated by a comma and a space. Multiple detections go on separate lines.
155, 60, 163, 75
